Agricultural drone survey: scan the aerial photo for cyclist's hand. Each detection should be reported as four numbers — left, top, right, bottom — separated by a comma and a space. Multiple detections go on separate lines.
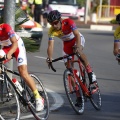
46, 57, 52, 69
73, 45, 79, 53
6, 53, 12, 60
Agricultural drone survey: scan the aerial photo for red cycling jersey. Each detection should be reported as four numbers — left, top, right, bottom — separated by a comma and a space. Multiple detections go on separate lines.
0, 23, 27, 66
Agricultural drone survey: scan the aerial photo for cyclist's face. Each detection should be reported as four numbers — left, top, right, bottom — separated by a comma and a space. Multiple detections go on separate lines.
50, 20, 61, 30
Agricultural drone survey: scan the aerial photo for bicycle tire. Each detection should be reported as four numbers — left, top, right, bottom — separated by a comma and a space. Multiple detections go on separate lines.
63, 69, 84, 114
82, 69, 89, 102
25, 73, 49, 120
0, 78, 20, 120
89, 81, 102, 110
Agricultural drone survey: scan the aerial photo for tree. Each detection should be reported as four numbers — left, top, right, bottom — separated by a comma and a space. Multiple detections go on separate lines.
76, 0, 85, 8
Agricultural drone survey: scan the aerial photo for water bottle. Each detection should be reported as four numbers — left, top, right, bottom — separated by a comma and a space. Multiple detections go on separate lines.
12, 78, 23, 92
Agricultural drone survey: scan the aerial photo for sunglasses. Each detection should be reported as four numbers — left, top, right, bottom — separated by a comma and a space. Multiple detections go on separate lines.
50, 20, 59, 26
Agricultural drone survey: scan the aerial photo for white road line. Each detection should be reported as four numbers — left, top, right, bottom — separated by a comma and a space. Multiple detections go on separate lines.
19, 89, 64, 119
35, 56, 47, 60
47, 88, 64, 111
0, 115, 5, 120
35, 56, 64, 62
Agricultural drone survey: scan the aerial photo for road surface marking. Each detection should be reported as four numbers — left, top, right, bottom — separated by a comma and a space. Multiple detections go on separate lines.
19, 88, 64, 119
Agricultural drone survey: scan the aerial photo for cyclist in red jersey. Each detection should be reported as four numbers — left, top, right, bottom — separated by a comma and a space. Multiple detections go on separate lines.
46, 10, 97, 105
0, 23, 44, 112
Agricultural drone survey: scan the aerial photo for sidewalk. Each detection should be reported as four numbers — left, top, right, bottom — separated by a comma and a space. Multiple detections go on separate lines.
75, 20, 118, 31
46, 19, 118, 31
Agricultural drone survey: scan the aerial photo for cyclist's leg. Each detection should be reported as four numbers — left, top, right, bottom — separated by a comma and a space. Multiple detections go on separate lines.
77, 34, 97, 85
25, 74, 49, 120
14, 38, 44, 112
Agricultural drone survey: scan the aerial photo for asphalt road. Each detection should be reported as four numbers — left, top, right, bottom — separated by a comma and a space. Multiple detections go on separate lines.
13, 28, 120, 120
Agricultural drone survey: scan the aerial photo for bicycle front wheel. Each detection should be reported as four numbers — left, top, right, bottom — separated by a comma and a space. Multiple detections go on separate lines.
0, 79, 20, 120
63, 69, 84, 115
25, 74, 49, 120
89, 81, 102, 110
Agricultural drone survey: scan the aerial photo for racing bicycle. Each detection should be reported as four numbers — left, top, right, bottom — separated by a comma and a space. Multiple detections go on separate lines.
49, 47, 102, 114
0, 57, 49, 120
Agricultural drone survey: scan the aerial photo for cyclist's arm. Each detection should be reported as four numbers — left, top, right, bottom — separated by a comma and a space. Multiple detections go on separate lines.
113, 41, 120, 56
113, 27, 120, 56
7, 36, 18, 59
4, 24, 18, 59
73, 29, 83, 52
47, 40, 54, 61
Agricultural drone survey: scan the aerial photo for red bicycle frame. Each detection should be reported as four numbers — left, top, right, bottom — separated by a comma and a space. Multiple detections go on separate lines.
68, 57, 91, 97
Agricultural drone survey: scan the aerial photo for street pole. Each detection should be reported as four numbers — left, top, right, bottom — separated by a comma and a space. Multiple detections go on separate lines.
98, 0, 102, 22
3, 0, 16, 79
107, 0, 110, 17
84, 0, 89, 24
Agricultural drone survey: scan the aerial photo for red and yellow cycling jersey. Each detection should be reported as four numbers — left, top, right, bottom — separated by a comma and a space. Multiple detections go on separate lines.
114, 26, 120, 42
48, 18, 85, 55
48, 18, 77, 41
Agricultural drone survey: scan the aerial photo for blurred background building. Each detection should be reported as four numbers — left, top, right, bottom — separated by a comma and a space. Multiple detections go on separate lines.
0, 0, 120, 24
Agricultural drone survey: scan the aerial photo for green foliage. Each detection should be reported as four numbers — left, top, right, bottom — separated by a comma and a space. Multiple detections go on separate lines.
15, 7, 29, 27
22, 37, 40, 52
110, 19, 118, 24
76, 0, 85, 8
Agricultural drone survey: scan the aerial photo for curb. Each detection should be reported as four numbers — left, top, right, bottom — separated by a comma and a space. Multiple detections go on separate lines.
90, 24, 114, 31
46, 23, 117, 31
76, 22, 117, 31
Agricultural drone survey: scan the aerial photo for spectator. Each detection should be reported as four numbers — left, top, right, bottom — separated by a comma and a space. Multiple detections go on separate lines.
31, 0, 44, 26
42, 0, 51, 27
20, 0, 28, 11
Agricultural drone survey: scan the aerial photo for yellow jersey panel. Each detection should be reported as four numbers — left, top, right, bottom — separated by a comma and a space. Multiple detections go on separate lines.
48, 27, 64, 39
114, 26, 120, 40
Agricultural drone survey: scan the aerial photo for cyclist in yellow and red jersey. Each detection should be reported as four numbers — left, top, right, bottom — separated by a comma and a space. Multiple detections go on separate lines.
46, 10, 97, 91
0, 23, 44, 112
113, 13, 120, 63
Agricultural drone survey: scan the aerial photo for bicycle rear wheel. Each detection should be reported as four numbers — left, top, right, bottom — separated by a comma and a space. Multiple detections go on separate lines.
25, 74, 49, 120
0, 79, 20, 120
89, 81, 102, 110
63, 69, 84, 114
